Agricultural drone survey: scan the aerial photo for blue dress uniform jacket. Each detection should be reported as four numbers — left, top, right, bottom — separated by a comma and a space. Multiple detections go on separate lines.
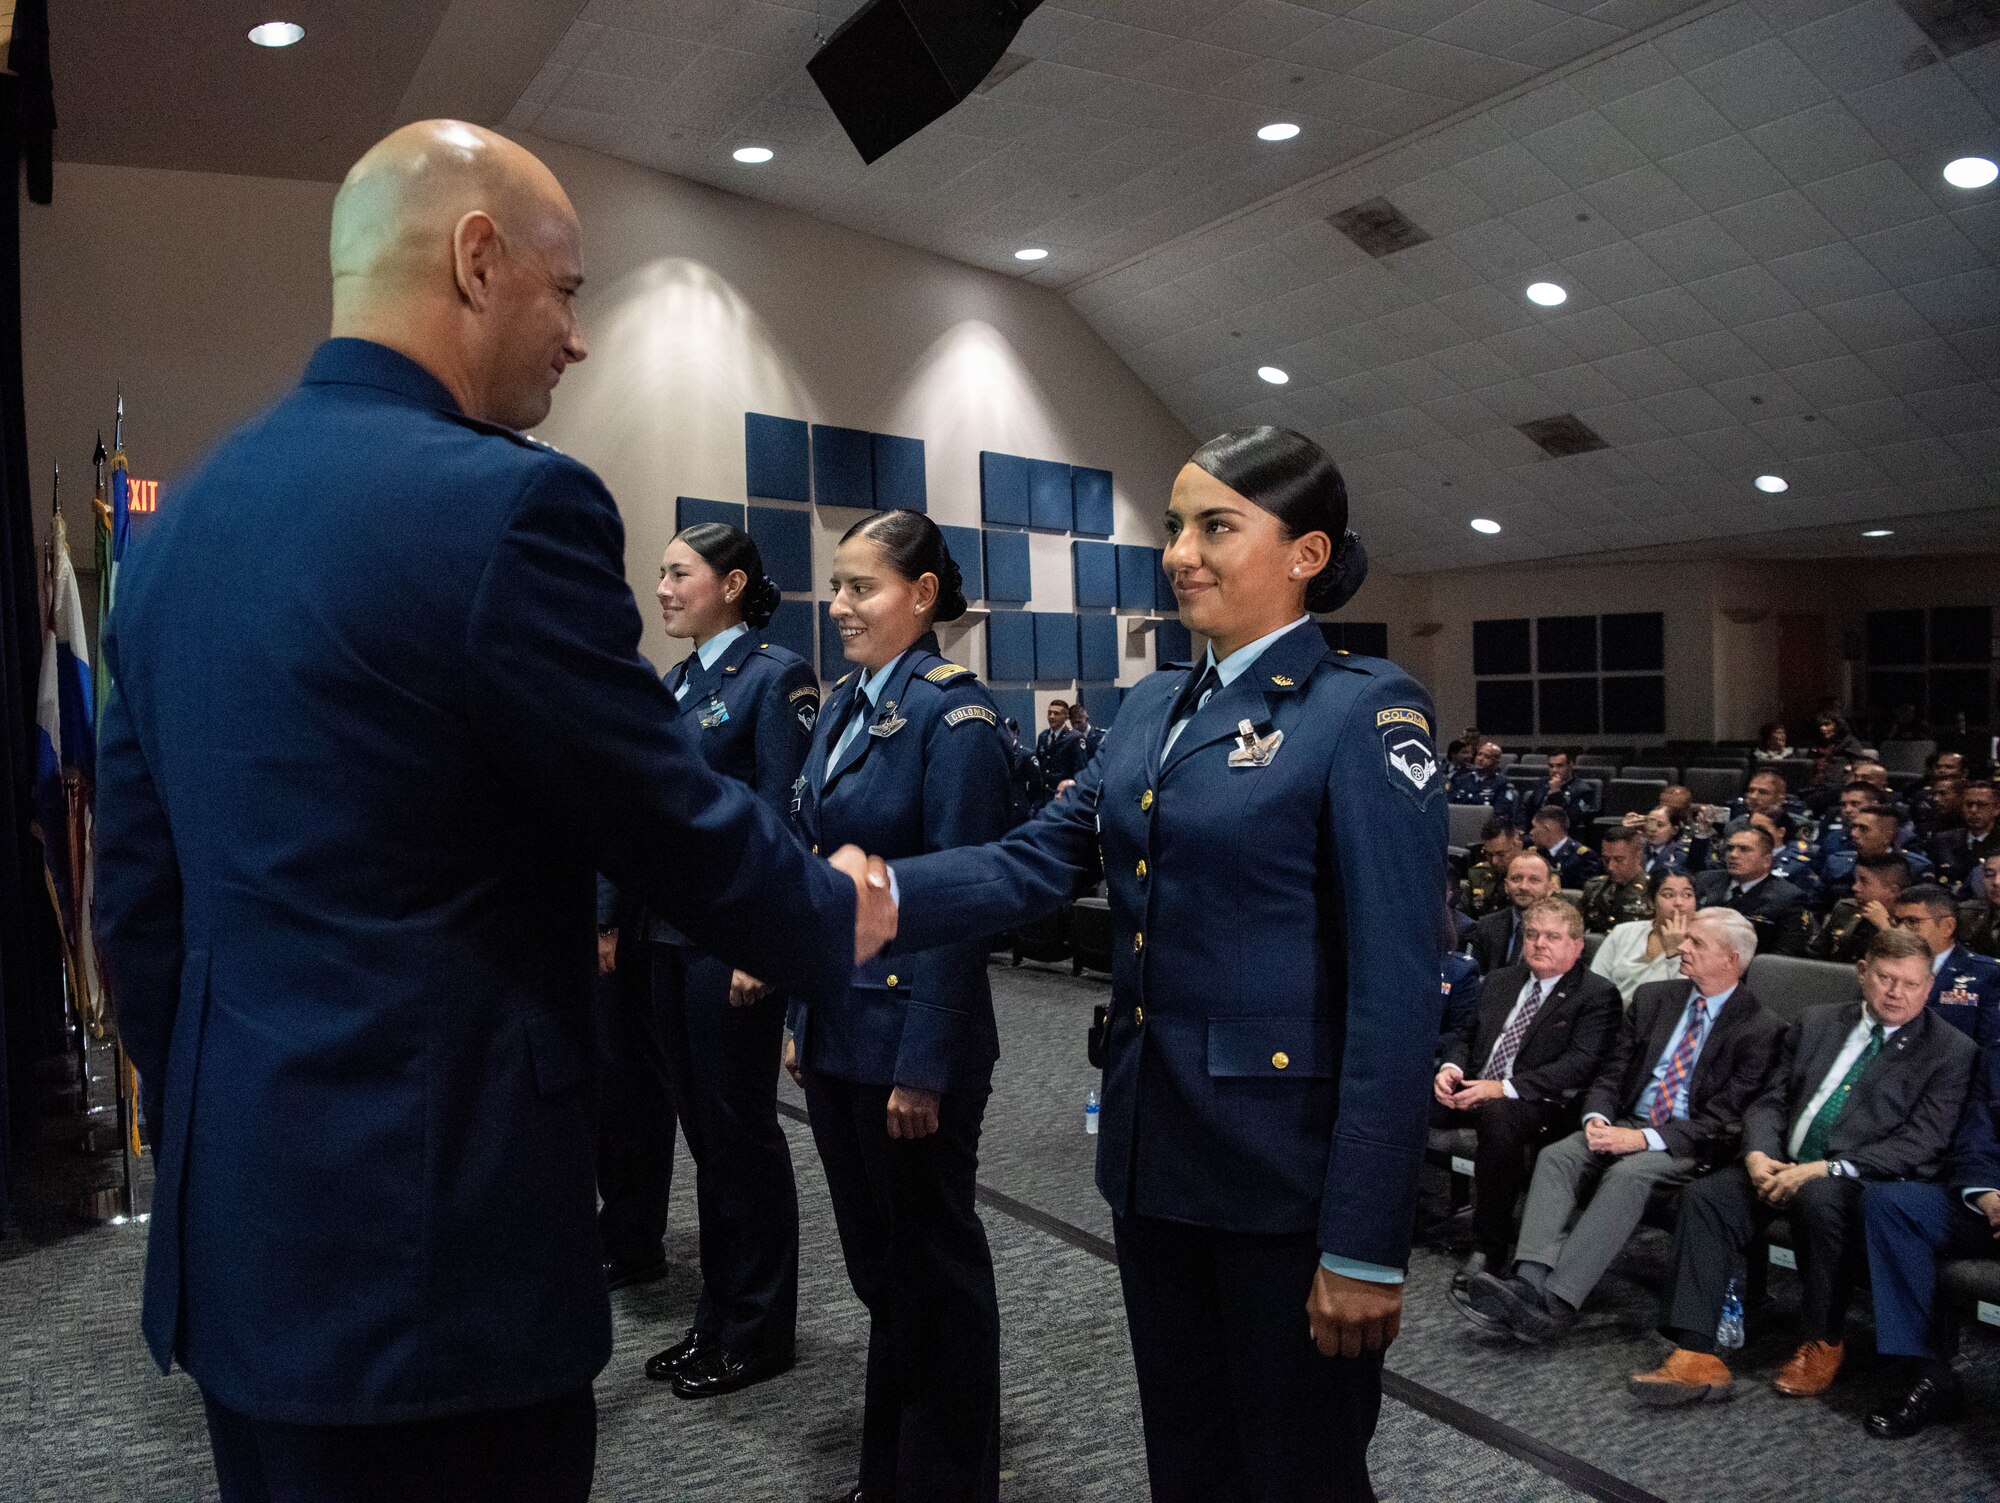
1928, 945, 2000, 1047
92, 339, 855, 1426
789, 637, 1014, 1092
892, 623, 1448, 1270
1448, 767, 1518, 827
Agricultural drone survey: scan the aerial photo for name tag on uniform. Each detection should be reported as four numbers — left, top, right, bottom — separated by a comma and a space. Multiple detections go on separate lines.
698, 695, 731, 729
1228, 718, 1283, 768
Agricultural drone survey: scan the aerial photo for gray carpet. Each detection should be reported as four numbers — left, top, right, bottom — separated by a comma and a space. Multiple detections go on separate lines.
4, 960, 1995, 1501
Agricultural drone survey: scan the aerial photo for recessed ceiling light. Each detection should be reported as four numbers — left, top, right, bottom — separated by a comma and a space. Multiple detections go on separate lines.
1257, 122, 1301, 142
1470, 518, 1502, 535
732, 146, 775, 164
1754, 474, 1788, 493
1862, 528, 1894, 538
1943, 156, 1997, 189
1014, 247, 1048, 261
1256, 366, 1289, 385
1525, 282, 1567, 307
247, 21, 305, 47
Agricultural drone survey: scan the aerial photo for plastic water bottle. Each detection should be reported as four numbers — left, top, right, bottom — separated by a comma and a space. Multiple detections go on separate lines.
1715, 1278, 1745, 1350
1084, 1087, 1100, 1136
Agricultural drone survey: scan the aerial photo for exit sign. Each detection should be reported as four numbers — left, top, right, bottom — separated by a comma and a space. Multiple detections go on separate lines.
127, 478, 160, 514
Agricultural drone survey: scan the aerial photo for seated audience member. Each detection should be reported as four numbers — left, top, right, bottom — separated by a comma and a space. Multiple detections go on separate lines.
1812, 782, 1879, 867
1754, 810, 1819, 899
1467, 850, 1557, 973
1521, 750, 1599, 826
1861, 1036, 2000, 1438
1592, 870, 1697, 1004
1660, 784, 1699, 827
1911, 776, 1966, 843
1692, 827, 1811, 957
1819, 806, 1932, 912
1805, 712, 1867, 792
1580, 828, 1652, 935
1960, 853, 2000, 957
1930, 781, 1999, 890
1809, 854, 1913, 964
1633, 804, 1704, 876
1439, 951, 1483, 1064
1434, 898, 1621, 1285
1892, 885, 2000, 1047
1754, 721, 1790, 763
1446, 730, 1481, 775
1628, 931, 1977, 1407
1460, 818, 1524, 918
1529, 807, 1603, 890
1448, 739, 1519, 826
1726, 768, 1800, 835
1461, 909, 1783, 1342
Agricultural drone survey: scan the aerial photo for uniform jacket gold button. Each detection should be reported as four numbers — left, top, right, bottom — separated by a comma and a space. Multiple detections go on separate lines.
1133, 931, 1145, 952
1134, 1006, 1145, 1024
1272, 1051, 1290, 1070
1140, 789, 1154, 811
886, 975, 899, 988
1136, 860, 1148, 880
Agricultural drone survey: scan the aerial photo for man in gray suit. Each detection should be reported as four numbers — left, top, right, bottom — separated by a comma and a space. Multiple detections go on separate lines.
1457, 908, 1785, 1342
1629, 929, 1977, 1407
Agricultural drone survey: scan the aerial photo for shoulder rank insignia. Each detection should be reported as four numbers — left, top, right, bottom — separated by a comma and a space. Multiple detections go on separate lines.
836, 672, 853, 686
925, 662, 972, 683
1270, 673, 1295, 687
944, 704, 997, 729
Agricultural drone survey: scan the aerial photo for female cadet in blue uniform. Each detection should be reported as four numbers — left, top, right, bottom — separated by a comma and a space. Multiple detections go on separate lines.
632, 523, 822, 1399
889, 428, 1448, 1503
786, 509, 1016, 1503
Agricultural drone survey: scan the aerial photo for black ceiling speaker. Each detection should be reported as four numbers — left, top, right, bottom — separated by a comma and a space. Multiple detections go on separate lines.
808, 0, 1043, 164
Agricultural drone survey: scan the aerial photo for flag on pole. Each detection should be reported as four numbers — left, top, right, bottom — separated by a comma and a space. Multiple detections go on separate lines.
34, 464, 102, 1029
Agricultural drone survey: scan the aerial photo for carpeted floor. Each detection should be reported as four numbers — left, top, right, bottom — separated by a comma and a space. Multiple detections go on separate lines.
5, 961, 1997, 1501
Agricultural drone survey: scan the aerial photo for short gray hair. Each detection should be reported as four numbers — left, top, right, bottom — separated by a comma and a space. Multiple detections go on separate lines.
1690, 907, 1757, 970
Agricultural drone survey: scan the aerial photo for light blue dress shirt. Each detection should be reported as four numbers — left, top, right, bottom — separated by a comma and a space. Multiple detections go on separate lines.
674, 621, 748, 703
1590, 983, 1737, 1151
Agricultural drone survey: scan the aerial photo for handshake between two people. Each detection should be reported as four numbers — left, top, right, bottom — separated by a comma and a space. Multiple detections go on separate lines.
830, 844, 898, 965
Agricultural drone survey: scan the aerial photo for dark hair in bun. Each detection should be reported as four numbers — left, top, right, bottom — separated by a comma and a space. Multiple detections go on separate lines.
674, 522, 781, 629
839, 509, 968, 623
1189, 426, 1368, 613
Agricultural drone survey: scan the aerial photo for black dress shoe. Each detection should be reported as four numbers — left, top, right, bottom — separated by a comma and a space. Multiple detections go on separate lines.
602, 1254, 667, 1291
1468, 1272, 1575, 1345
644, 1329, 715, 1382
1452, 1271, 1513, 1332
670, 1342, 796, 1400
1867, 1374, 1962, 1439
1450, 1250, 1487, 1293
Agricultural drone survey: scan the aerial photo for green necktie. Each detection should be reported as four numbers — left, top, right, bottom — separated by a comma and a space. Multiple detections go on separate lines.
1796, 1023, 1885, 1164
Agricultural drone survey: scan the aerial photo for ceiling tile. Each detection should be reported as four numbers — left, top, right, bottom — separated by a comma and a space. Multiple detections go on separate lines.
1659, 134, 1793, 212
1687, 39, 1835, 131
1633, 216, 1755, 281
1658, 327, 1767, 381
1901, 268, 2000, 335
1780, 352, 1895, 407
1613, 285, 1725, 341
1594, 75, 1738, 158
1783, 0, 1936, 98
1595, 345, 1697, 396
1799, 157, 1940, 238
1685, 263, 1802, 323
1734, 310, 1854, 366
1766, 241, 1894, 303
1638, 384, 1739, 433
1453, 141, 1577, 212
1812, 289, 1938, 351
1850, 215, 1990, 287
1521, 111, 1652, 188
1576, 164, 1706, 236
1859, 337, 1981, 394
1709, 188, 1846, 260
1547, 302, 1653, 358
1654, 2, 1775, 71
1559, 239, 1677, 300
1743, 98, 1889, 186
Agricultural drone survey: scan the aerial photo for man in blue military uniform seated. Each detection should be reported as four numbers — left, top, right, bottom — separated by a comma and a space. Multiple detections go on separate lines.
1931, 782, 1999, 892
1520, 750, 1598, 827
1725, 768, 1806, 836
1529, 807, 1603, 891
1448, 739, 1518, 827
1817, 804, 1932, 914
1692, 826, 1810, 956
1891, 885, 2000, 1047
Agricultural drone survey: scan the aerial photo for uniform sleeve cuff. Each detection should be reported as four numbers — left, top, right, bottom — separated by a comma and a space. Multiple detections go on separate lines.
1319, 1254, 1405, 1284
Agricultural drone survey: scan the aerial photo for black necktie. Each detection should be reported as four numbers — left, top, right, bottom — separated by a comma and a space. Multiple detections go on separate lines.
1167, 664, 1220, 734
673, 658, 697, 702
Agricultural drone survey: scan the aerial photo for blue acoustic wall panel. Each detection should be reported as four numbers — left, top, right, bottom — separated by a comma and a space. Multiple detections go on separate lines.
812, 424, 874, 509
979, 451, 1030, 526
986, 610, 1036, 682
871, 432, 927, 512
1071, 467, 1114, 536
1154, 550, 1177, 612
1155, 618, 1194, 666
762, 598, 814, 667
939, 524, 984, 602
677, 496, 746, 532
1116, 544, 1158, 609
1034, 611, 1079, 682
818, 602, 848, 682
1077, 613, 1119, 682
748, 505, 813, 594
983, 529, 1032, 604
1028, 458, 1074, 531
1072, 540, 1117, 608
989, 688, 1035, 734
745, 412, 810, 502
1077, 683, 1122, 728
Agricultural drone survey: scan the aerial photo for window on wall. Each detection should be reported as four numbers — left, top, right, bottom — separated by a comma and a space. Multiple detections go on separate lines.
1473, 612, 1666, 738
1865, 606, 1992, 728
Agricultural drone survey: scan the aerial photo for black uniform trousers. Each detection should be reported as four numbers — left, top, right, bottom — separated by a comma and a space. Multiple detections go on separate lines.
1429, 1096, 1576, 1264
802, 1069, 1000, 1502
201, 1386, 595, 1503
593, 938, 675, 1269
1661, 1164, 1866, 1352
652, 943, 799, 1357
1113, 1212, 1385, 1503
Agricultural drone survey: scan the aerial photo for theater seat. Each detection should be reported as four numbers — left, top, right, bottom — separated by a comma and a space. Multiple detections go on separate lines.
1682, 767, 1742, 806
1743, 954, 1861, 1026
1449, 803, 1492, 850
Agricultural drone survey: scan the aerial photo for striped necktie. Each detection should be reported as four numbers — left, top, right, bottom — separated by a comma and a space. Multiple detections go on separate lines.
1797, 1024, 1885, 1163
1648, 994, 1711, 1128
1482, 979, 1546, 1081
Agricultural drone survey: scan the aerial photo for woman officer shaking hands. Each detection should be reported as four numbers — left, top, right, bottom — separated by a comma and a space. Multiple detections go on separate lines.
886, 428, 1448, 1503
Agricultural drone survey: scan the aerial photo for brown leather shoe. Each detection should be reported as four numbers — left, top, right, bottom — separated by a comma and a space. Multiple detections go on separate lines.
1628, 1348, 1734, 1406
1773, 1340, 1844, 1397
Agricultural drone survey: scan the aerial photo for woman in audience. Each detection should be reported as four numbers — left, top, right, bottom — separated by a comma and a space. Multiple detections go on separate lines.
784, 509, 1015, 1503
1754, 721, 1789, 762
885, 426, 1446, 1503
1590, 869, 1696, 1004
1807, 712, 1866, 786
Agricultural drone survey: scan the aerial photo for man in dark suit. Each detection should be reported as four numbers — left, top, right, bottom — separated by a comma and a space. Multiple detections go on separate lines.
1930, 781, 1999, 891
1629, 930, 1977, 1407
93, 122, 898, 1503
1861, 1035, 2000, 1437
1459, 908, 1783, 1341
1434, 898, 1622, 1280
1692, 826, 1810, 956
1466, 850, 1556, 973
